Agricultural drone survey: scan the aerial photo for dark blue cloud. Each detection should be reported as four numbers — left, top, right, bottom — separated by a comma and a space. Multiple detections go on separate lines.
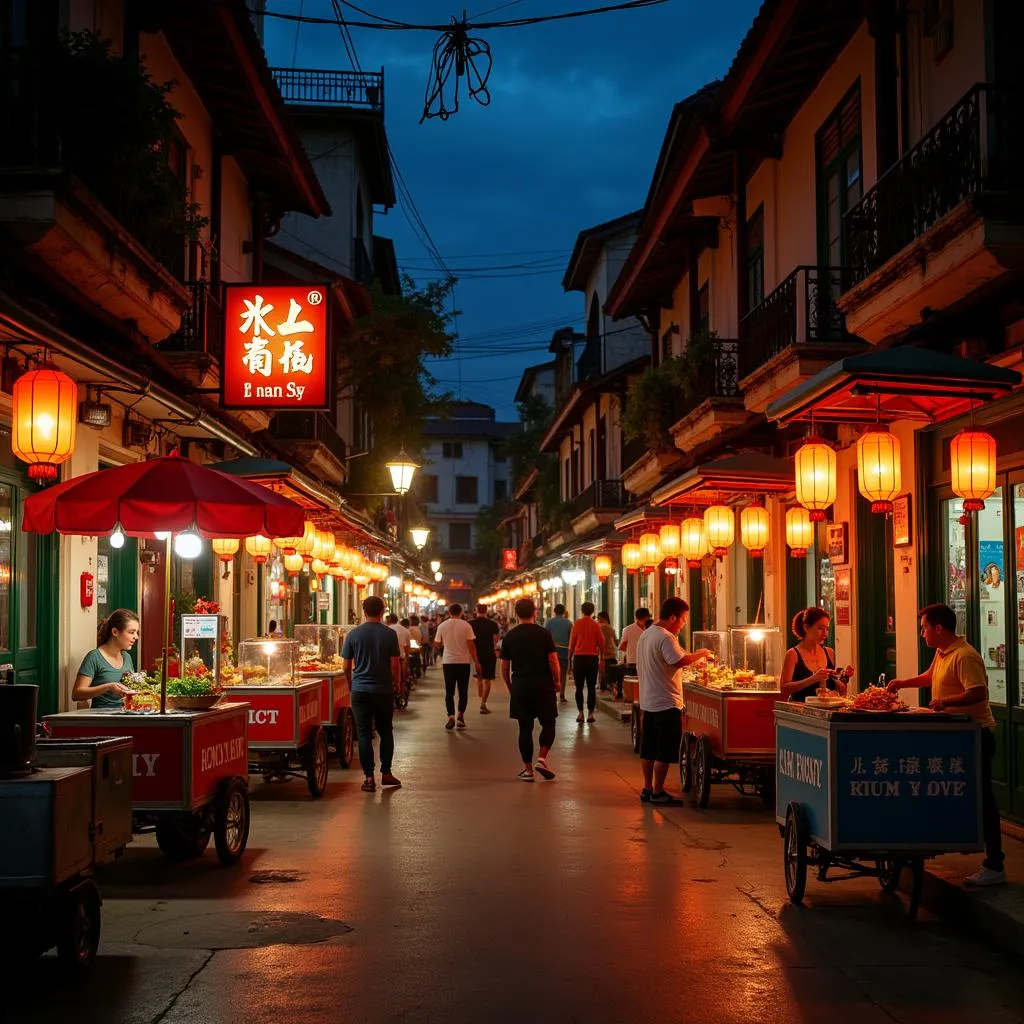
264, 0, 760, 417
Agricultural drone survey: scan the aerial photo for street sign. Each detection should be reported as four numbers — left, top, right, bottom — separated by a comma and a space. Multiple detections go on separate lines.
501, 548, 517, 571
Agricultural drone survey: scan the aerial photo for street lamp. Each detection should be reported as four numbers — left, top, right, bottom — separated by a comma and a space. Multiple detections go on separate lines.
386, 448, 419, 496
410, 526, 430, 550
430, 559, 441, 573
434, 570, 443, 582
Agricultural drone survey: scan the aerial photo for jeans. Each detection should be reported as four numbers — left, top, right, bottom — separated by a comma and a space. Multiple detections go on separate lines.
350, 691, 394, 777
443, 663, 471, 716
573, 654, 599, 712
517, 717, 556, 763
981, 728, 1005, 871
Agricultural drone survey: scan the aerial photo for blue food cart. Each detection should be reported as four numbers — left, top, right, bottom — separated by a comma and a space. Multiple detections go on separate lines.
775, 703, 983, 920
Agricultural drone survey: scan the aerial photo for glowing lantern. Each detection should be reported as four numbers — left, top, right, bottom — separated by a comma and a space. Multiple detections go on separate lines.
794, 438, 836, 522
621, 541, 642, 574
704, 505, 734, 558
594, 554, 612, 580
857, 427, 902, 514
244, 534, 272, 564
311, 558, 328, 576
658, 524, 680, 557
330, 545, 343, 568
950, 430, 997, 512
297, 521, 318, 564
785, 506, 814, 558
403, 581, 414, 595
353, 572, 370, 588
663, 556, 680, 575
211, 538, 239, 566
283, 552, 304, 577
11, 365, 78, 481
739, 504, 770, 559
386, 449, 419, 495
680, 517, 707, 568
273, 533, 303, 556
410, 526, 430, 549
639, 532, 662, 572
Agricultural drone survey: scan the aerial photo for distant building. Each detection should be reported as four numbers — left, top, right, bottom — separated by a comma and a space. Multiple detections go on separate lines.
514, 360, 556, 410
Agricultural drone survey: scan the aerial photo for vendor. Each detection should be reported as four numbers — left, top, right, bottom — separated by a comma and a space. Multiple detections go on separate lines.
780, 608, 848, 702
71, 608, 141, 709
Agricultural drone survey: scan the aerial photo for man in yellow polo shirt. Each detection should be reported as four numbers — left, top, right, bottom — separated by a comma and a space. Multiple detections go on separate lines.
888, 603, 1005, 887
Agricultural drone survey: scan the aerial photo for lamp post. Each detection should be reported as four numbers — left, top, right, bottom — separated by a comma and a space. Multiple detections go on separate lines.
386, 449, 419, 496
410, 526, 430, 550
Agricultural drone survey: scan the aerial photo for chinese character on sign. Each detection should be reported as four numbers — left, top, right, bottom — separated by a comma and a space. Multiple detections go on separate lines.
872, 757, 889, 776
243, 337, 273, 377
278, 298, 314, 336
948, 757, 965, 775
279, 340, 314, 375
927, 757, 944, 775
899, 756, 921, 775
851, 757, 866, 775
239, 294, 276, 338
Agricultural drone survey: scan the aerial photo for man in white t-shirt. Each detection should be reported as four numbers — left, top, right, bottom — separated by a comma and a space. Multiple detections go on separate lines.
434, 604, 480, 730
610, 607, 652, 699
386, 614, 412, 699
636, 597, 712, 806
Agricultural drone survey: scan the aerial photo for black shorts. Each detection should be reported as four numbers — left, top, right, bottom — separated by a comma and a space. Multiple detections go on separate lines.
639, 707, 683, 764
477, 658, 497, 680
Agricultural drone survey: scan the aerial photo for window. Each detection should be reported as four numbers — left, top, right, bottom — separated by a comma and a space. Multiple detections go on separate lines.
442, 442, 463, 459
449, 522, 472, 550
698, 282, 709, 333
455, 476, 478, 504
817, 83, 862, 268
746, 205, 765, 310
494, 479, 508, 502
420, 473, 439, 504
925, 0, 954, 62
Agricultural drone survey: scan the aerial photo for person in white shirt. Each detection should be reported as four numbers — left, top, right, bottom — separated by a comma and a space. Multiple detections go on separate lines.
636, 597, 712, 806
433, 604, 480, 730
611, 607, 652, 699
386, 614, 412, 701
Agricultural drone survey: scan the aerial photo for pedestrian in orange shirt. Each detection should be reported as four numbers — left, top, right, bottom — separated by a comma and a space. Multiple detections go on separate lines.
568, 601, 604, 724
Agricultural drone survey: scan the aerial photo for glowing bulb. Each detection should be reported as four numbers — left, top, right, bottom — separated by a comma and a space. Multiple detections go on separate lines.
154, 531, 170, 541
109, 523, 126, 549
262, 642, 276, 655
748, 629, 765, 643
174, 531, 202, 559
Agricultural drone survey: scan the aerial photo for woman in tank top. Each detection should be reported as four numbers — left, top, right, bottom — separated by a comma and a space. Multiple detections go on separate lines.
780, 607, 849, 703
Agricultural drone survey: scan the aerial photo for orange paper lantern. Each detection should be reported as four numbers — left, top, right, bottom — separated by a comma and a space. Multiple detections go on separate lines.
794, 438, 836, 523
11, 366, 78, 481
950, 430, 996, 512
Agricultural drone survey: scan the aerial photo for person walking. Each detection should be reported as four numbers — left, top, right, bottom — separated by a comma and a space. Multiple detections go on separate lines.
341, 596, 403, 792
887, 603, 1006, 886
568, 601, 604, 724
636, 597, 713, 805
612, 607, 652, 699
500, 597, 560, 781
597, 611, 618, 691
470, 605, 500, 714
434, 603, 480, 730
386, 613, 412, 703
545, 604, 572, 703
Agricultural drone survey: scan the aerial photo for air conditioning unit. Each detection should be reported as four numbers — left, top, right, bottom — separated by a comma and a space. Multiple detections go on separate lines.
123, 419, 154, 449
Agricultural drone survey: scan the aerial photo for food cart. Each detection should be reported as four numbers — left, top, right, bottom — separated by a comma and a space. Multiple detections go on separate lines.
776, 700, 983, 921
680, 627, 782, 807
222, 638, 329, 797
45, 703, 251, 865
296, 624, 353, 769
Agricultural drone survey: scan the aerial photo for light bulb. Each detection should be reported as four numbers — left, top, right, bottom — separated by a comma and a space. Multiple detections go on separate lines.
748, 629, 765, 643
109, 524, 125, 549
154, 531, 170, 541
174, 531, 202, 559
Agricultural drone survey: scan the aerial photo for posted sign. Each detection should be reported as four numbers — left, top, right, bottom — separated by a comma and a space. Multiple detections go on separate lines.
501, 548, 517, 571
221, 284, 330, 409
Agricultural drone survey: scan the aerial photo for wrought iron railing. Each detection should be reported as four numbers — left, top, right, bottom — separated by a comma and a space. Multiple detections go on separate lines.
162, 282, 225, 360
576, 337, 602, 381
845, 84, 1019, 288
353, 237, 374, 285
739, 266, 847, 379
271, 411, 348, 465
271, 67, 384, 110
570, 479, 626, 519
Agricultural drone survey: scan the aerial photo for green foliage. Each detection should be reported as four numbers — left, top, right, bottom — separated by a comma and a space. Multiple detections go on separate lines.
506, 393, 552, 488
473, 500, 515, 584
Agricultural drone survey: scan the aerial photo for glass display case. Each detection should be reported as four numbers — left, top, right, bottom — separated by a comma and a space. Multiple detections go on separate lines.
294, 624, 346, 673
728, 625, 782, 688
232, 638, 300, 687
692, 631, 727, 666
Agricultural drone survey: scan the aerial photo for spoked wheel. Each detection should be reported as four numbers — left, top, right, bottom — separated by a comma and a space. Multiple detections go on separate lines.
337, 709, 354, 769
694, 735, 712, 809
631, 707, 642, 754
679, 732, 693, 794
56, 879, 101, 972
214, 778, 250, 865
876, 859, 903, 894
783, 802, 809, 904
155, 816, 211, 860
306, 727, 329, 798
906, 857, 925, 922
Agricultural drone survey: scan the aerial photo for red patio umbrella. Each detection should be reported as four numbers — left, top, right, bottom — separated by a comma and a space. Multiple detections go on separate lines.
22, 454, 306, 712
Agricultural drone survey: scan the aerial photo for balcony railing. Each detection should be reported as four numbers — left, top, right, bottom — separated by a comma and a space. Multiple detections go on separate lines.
162, 282, 224, 360
270, 411, 348, 466
577, 337, 602, 381
271, 67, 384, 111
353, 237, 373, 285
570, 479, 626, 520
672, 337, 740, 421
739, 266, 848, 379
845, 84, 1020, 289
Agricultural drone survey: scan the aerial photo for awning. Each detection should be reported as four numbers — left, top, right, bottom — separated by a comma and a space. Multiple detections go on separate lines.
613, 507, 664, 532
765, 347, 1021, 425
652, 453, 793, 507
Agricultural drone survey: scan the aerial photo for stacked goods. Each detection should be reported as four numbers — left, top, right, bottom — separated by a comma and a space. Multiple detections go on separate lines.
851, 686, 907, 712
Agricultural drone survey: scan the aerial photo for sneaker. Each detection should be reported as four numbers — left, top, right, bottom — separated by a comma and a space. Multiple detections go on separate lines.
963, 866, 1007, 887
576, 713, 584, 724
534, 759, 555, 780
380, 774, 402, 788
480, 705, 491, 714
559, 695, 567, 703
456, 716, 466, 729
587, 714, 596, 723
649, 791, 683, 806
445, 717, 456, 730
639, 788, 652, 803
361, 777, 376, 792
517, 768, 535, 781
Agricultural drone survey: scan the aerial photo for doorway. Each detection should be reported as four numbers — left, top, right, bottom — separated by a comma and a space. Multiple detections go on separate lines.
856, 491, 896, 687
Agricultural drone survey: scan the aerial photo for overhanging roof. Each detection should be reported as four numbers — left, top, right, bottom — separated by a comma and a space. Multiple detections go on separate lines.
209, 457, 334, 510
765, 347, 1022, 424
562, 210, 642, 293
652, 453, 793, 507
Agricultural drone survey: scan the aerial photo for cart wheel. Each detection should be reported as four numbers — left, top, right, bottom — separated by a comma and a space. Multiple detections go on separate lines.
306, 727, 329, 798
56, 879, 101, 972
214, 779, 250, 866
876, 859, 903, 894
631, 707, 642, 754
906, 857, 925, 922
694, 735, 712, 809
155, 817, 211, 860
337, 710, 354, 769
678, 733, 693, 794
783, 802, 809, 904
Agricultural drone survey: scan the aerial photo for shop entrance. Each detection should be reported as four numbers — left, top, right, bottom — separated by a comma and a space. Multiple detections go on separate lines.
855, 491, 896, 687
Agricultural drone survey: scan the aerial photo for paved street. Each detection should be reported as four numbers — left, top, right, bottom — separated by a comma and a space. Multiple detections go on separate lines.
9, 667, 1022, 1024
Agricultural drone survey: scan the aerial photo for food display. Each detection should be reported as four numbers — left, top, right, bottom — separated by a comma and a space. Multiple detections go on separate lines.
700, 664, 780, 691
231, 638, 300, 687
692, 631, 726, 666
728, 625, 781, 687
295, 624, 346, 673
851, 685, 907, 712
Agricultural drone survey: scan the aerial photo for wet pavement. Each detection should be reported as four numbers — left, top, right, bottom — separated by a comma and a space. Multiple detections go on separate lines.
7, 667, 1022, 1024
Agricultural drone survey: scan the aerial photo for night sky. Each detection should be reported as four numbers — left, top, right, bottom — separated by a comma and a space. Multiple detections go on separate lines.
263, 1, 761, 419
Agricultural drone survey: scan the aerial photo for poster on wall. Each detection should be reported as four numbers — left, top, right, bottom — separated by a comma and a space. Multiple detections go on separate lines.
979, 540, 1004, 595
834, 568, 851, 626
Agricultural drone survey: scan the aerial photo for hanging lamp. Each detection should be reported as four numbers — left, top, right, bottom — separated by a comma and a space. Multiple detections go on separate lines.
680, 517, 707, 568
857, 425, 902, 514
11, 364, 78, 481
704, 505, 735, 558
785, 506, 814, 558
794, 436, 837, 522
739, 502, 770, 558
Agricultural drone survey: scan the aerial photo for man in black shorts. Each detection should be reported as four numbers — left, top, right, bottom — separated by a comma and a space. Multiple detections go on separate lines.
500, 597, 561, 781
470, 605, 500, 714
635, 597, 713, 805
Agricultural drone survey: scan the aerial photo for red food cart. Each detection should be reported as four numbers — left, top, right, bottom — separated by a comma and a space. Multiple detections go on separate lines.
303, 671, 353, 769
681, 681, 779, 808
44, 703, 251, 864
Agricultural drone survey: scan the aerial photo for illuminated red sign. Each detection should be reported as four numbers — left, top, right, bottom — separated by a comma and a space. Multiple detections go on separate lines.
501, 548, 517, 571
221, 284, 330, 409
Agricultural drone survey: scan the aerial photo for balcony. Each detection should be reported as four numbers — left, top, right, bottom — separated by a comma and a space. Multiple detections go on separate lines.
353, 237, 374, 286
0, 47, 190, 342
669, 337, 750, 453
270, 411, 349, 486
840, 84, 1024, 341
271, 67, 384, 111
738, 266, 864, 413
569, 479, 627, 536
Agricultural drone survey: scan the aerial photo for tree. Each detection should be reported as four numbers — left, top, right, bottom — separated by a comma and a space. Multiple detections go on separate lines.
473, 500, 515, 586
506, 393, 552, 488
